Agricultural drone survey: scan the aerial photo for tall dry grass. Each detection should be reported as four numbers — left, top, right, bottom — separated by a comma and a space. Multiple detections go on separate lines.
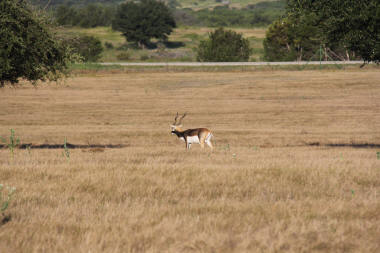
0, 68, 380, 252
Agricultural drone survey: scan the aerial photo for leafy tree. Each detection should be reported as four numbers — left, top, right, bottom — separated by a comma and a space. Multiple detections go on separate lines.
0, 0, 75, 87
197, 28, 252, 62
112, 0, 176, 48
283, 0, 380, 63
321, 0, 380, 63
264, 12, 321, 61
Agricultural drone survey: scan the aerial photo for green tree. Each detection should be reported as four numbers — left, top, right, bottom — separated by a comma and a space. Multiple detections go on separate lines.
112, 0, 176, 48
264, 13, 321, 61
321, 0, 380, 63
284, 0, 380, 63
0, 0, 75, 87
197, 28, 252, 62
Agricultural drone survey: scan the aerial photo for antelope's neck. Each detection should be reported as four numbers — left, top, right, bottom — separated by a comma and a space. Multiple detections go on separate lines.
172, 128, 184, 137
175, 127, 184, 133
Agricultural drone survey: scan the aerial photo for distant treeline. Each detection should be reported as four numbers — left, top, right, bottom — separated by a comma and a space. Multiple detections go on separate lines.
52, 1, 285, 28
54, 4, 116, 27
30, 0, 123, 7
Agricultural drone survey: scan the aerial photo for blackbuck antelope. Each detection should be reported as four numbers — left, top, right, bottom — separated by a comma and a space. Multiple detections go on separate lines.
170, 113, 213, 150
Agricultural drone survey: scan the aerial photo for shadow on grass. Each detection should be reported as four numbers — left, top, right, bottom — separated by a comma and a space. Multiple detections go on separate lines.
117, 41, 185, 50
307, 142, 380, 149
163, 41, 185, 49
1, 215, 11, 226
0, 143, 128, 149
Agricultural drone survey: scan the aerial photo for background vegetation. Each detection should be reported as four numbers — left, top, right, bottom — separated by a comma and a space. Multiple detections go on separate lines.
25, 0, 379, 64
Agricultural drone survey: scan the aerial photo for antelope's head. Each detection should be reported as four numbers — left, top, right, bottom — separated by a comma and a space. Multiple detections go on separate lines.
170, 112, 186, 134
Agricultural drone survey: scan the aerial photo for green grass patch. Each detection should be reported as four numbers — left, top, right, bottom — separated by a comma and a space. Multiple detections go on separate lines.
68, 62, 374, 75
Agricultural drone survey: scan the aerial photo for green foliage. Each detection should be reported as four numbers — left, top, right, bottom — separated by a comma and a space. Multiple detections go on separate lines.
320, 0, 380, 63
63, 35, 103, 62
0, 0, 76, 86
197, 28, 252, 62
263, 15, 321, 61
272, 0, 380, 63
112, 0, 176, 47
1, 129, 20, 157
0, 184, 16, 214
263, 19, 294, 61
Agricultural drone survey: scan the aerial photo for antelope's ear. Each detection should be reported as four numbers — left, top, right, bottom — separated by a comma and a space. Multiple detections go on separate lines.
177, 124, 182, 128
170, 125, 175, 127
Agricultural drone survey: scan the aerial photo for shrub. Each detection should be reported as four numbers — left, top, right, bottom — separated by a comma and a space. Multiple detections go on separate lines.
104, 42, 114, 49
64, 35, 103, 62
196, 28, 252, 62
140, 54, 150, 61
116, 52, 131, 61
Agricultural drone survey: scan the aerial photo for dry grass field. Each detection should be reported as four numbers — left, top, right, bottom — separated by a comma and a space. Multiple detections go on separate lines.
1, 68, 380, 252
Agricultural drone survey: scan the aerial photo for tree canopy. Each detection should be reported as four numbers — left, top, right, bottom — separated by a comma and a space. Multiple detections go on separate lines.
0, 0, 75, 86
112, 0, 176, 48
264, 0, 380, 63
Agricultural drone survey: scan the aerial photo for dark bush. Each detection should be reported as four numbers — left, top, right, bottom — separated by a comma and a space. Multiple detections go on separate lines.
64, 35, 103, 62
104, 42, 114, 49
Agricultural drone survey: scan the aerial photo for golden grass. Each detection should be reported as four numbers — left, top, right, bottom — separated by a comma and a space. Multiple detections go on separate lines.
1, 68, 380, 252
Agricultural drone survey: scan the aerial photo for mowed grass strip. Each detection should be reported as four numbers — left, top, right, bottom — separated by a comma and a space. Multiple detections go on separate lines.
0, 69, 380, 252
